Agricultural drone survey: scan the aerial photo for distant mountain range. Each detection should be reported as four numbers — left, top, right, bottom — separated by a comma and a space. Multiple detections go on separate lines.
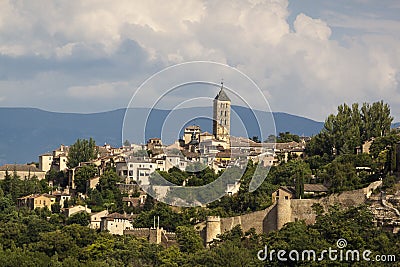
0, 107, 326, 165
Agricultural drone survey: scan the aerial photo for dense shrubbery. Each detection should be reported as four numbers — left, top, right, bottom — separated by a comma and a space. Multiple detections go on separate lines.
0, 190, 396, 267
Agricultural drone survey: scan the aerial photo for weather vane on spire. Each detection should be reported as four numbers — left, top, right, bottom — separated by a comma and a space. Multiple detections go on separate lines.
221, 78, 224, 88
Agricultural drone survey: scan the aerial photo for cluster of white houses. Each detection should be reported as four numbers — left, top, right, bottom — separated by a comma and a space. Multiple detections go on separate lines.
0, 83, 310, 240
1, 84, 309, 190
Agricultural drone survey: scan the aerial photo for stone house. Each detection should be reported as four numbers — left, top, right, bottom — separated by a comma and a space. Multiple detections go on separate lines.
100, 213, 134, 235
0, 164, 46, 180
52, 192, 71, 208
63, 205, 91, 217
39, 153, 53, 172
17, 194, 56, 210
122, 194, 147, 207
90, 210, 108, 230
271, 186, 295, 203
116, 158, 158, 185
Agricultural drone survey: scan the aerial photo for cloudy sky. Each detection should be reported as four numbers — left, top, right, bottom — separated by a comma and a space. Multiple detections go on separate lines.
0, 0, 399, 122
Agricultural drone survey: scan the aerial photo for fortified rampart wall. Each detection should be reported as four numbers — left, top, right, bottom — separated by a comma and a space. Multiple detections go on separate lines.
204, 181, 382, 243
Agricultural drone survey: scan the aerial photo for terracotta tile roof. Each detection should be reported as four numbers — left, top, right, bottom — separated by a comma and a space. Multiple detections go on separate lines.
304, 184, 328, 192
0, 164, 44, 172
17, 193, 56, 200
279, 186, 296, 195
181, 151, 199, 158
185, 125, 200, 130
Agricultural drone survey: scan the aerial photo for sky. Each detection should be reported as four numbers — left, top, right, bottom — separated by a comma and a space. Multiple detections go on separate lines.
0, 0, 399, 122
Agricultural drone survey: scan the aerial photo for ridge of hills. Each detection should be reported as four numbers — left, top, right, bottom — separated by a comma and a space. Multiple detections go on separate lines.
0, 107, 326, 165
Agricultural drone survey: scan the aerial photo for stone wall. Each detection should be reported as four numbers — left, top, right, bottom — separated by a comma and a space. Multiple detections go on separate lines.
206, 216, 221, 244
220, 205, 275, 234
124, 228, 150, 239
290, 199, 319, 224
124, 227, 177, 247
203, 182, 383, 243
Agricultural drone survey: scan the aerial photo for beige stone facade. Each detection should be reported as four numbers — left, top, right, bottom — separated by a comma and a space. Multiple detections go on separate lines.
17, 194, 56, 210
213, 84, 231, 143
0, 164, 46, 180
39, 153, 53, 172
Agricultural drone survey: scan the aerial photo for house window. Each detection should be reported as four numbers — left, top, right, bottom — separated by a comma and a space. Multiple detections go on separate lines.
285, 196, 289, 200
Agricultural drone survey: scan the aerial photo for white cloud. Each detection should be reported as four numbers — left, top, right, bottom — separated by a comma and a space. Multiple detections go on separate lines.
67, 82, 129, 99
294, 13, 332, 40
0, 0, 399, 121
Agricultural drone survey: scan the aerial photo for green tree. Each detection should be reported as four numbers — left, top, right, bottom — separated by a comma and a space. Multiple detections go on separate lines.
307, 101, 393, 158
62, 224, 97, 248
133, 203, 189, 231
46, 169, 67, 188
269, 160, 312, 186
276, 132, 300, 143
74, 165, 98, 194
156, 246, 184, 266
66, 212, 90, 226
321, 160, 361, 192
67, 138, 98, 168
294, 171, 304, 199
264, 134, 276, 143
96, 170, 120, 193
51, 202, 61, 214
95, 170, 123, 212
3, 169, 23, 201
176, 226, 204, 253
361, 101, 392, 140
364, 133, 400, 175
29, 230, 78, 259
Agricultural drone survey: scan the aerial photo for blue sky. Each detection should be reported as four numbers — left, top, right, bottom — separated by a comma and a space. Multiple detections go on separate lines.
0, 0, 399, 121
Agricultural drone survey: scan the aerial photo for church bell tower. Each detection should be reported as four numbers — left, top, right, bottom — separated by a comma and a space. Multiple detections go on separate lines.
213, 82, 231, 142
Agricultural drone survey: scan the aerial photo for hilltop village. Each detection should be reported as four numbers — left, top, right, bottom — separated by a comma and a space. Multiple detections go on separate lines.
0, 88, 399, 265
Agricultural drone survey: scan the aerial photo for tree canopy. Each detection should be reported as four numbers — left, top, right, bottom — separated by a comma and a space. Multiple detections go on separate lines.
306, 101, 392, 157
67, 138, 98, 168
